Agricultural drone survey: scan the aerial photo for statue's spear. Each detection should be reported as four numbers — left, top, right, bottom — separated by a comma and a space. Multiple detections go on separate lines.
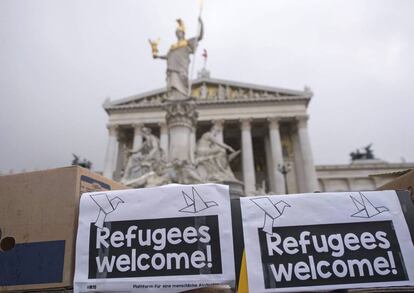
188, 0, 204, 97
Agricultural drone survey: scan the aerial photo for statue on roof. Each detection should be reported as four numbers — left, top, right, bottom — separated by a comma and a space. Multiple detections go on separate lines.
72, 154, 92, 169
350, 143, 375, 161
149, 17, 204, 100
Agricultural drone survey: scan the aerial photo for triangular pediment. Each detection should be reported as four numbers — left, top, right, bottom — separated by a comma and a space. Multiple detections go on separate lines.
104, 76, 312, 110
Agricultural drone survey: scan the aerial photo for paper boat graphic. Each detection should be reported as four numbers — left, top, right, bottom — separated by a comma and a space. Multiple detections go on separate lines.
179, 187, 218, 213
350, 192, 388, 218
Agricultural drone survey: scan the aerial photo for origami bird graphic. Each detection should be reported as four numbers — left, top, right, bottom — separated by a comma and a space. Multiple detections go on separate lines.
350, 192, 389, 218
90, 193, 124, 229
251, 197, 290, 235
179, 187, 218, 213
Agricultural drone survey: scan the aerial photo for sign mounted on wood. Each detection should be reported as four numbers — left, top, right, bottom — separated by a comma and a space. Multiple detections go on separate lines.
74, 184, 235, 293
240, 190, 414, 292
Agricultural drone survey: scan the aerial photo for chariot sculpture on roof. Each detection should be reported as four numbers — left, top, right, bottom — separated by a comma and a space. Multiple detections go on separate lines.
350, 143, 375, 161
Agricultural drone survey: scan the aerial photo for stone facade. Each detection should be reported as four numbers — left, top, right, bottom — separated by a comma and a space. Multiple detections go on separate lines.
317, 160, 414, 192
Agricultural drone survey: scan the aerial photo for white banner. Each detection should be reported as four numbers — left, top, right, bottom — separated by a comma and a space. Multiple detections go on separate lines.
74, 184, 235, 293
240, 190, 414, 292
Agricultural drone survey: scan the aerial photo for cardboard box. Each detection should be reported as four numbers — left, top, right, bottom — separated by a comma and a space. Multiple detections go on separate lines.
0, 166, 127, 292
377, 169, 414, 200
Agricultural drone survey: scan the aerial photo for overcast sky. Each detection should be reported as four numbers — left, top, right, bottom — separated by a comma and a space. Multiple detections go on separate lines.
1, 0, 413, 173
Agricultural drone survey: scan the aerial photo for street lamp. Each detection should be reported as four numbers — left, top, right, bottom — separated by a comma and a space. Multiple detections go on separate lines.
278, 163, 291, 194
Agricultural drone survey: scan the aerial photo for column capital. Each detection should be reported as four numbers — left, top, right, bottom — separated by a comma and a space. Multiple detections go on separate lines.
132, 123, 144, 135
267, 117, 281, 130
296, 115, 309, 128
132, 122, 144, 129
240, 118, 252, 130
213, 119, 225, 128
106, 124, 119, 135
117, 130, 128, 142
158, 121, 168, 132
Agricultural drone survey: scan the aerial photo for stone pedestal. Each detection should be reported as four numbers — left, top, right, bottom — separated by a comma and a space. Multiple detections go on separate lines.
164, 99, 198, 163
223, 180, 245, 199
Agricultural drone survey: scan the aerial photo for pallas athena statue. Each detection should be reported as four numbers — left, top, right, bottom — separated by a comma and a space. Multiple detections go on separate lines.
149, 18, 204, 100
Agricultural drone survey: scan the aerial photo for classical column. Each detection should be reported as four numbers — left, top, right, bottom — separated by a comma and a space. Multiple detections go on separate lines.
132, 123, 143, 150
264, 136, 276, 192
268, 118, 285, 194
241, 119, 256, 194
114, 131, 127, 180
213, 119, 224, 143
296, 116, 319, 192
103, 124, 119, 179
292, 129, 306, 193
190, 127, 196, 163
159, 122, 169, 160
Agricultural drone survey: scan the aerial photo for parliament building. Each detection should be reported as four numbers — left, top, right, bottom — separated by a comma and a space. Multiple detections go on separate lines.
102, 69, 413, 195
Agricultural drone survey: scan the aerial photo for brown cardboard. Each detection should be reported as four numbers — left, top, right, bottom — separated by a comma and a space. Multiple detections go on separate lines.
0, 166, 127, 292
377, 169, 414, 200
